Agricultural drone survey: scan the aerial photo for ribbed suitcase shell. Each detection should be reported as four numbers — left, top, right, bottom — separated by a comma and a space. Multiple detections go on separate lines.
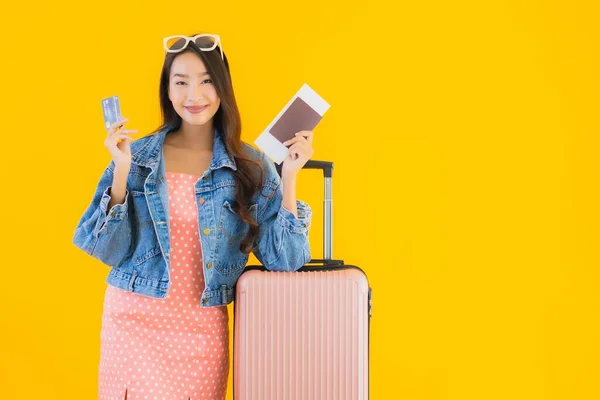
233, 267, 370, 400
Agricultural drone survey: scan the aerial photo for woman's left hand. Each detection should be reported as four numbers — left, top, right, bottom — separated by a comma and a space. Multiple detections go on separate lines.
281, 130, 314, 177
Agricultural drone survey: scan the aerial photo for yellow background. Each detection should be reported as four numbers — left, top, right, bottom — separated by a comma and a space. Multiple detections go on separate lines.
1, 0, 599, 398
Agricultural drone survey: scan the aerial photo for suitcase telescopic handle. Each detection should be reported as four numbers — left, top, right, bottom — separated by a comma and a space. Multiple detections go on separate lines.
275, 159, 341, 265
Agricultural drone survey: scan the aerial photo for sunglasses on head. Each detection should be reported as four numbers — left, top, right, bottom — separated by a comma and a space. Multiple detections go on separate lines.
163, 34, 224, 60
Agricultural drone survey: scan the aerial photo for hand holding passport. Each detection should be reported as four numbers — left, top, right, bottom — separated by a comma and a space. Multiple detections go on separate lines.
255, 83, 330, 164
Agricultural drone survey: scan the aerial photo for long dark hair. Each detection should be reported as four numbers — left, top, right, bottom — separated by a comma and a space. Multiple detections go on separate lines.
150, 34, 264, 254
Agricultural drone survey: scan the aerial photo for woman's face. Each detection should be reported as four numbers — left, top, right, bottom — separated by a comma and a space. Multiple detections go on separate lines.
168, 51, 221, 126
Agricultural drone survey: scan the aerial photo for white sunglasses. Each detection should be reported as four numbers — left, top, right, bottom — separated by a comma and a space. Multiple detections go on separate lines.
163, 34, 224, 60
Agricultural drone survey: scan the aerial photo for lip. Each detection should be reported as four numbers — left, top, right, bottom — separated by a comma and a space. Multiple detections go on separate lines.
185, 105, 208, 113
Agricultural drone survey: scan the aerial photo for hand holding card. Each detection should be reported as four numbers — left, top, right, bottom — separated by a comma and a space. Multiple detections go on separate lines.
101, 95, 138, 167
255, 83, 330, 164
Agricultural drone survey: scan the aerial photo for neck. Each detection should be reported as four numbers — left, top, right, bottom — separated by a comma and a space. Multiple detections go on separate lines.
169, 120, 215, 150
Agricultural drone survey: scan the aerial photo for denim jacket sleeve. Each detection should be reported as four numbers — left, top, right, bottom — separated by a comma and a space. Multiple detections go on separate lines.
72, 161, 133, 267
252, 155, 312, 271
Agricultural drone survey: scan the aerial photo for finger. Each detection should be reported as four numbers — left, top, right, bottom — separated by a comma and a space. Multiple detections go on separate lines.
289, 144, 310, 160
294, 132, 313, 146
108, 118, 129, 135
116, 136, 133, 145
288, 143, 299, 152
107, 133, 133, 146
110, 127, 138, 139
295, 130, 313, 141
117, 133, 134, 141
282, 136, 302, 147
116, 137, 132, 144
288, 145, 300, 159
291, 141, 311, 154
119, 129, 138, 135
110, 117, 128, 129
283, 131, 312, 145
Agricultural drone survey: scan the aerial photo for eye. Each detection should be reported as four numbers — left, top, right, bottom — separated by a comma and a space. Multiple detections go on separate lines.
202, 79, 213, 84
175, 81, 187, 86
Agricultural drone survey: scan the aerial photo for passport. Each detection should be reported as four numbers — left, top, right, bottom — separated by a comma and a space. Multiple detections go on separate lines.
255, 83, 330, 164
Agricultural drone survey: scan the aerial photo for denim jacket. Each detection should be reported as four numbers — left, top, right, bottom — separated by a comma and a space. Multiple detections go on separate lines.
72, 126, 312, 307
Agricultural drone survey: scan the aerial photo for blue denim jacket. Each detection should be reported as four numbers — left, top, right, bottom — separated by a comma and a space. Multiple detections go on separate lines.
72, 126, 312, 306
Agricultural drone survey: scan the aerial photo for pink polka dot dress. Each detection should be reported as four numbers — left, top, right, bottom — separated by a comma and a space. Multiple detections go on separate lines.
98, 172, 229, 400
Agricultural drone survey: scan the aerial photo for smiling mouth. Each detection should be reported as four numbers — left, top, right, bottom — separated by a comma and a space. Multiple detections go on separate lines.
185, 105, 208, 113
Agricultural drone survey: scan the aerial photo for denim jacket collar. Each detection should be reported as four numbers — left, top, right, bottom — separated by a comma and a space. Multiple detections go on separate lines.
131, 125, 237, 171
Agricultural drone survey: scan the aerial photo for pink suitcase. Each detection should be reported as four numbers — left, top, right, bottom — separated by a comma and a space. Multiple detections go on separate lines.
234, 160, 372, 400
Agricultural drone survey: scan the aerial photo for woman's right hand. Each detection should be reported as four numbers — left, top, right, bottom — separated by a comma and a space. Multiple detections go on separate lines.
104, 117, 138, 168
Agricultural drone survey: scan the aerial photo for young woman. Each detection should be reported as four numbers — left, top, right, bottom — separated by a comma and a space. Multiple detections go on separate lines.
73, 33, 314, 400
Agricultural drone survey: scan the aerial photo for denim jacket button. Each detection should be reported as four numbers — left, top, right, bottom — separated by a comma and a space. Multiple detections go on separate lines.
203, 228, 211, 235
202, 298, 208, 304
206, 261, 212, 269
199, 198, 205, 205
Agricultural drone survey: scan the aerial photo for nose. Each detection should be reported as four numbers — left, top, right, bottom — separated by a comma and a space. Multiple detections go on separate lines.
188, 83, 205, 102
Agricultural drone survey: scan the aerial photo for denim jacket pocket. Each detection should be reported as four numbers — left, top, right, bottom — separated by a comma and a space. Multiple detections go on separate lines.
215, 200, 257, 274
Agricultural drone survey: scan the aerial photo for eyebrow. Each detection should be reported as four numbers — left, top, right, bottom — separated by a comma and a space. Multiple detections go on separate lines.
172, 72, 210, 78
